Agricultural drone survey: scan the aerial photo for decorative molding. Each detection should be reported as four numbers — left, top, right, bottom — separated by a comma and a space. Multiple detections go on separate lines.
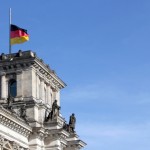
0, 135, 4, 146
47, 129, 69, 140
0, 106, 32, 137
45, 128, 69, 148
45, 116, 65, 129
31, 127, 47, 140
66, 140, 87, 149
0, 135, 28, 150
0, 51, 66, 89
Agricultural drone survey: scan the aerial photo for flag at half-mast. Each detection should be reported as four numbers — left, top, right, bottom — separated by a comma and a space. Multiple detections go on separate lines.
10, 24, 29, 45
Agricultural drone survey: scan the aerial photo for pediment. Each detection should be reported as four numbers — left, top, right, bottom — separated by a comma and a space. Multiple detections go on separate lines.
3, 141, 13, 150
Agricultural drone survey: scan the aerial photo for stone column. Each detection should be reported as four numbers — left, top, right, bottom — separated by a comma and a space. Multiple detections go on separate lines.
50, 87, 53, 107
52, 88, 60, 106
31, 69, 36, 98
1, 73, 6, 100
16, 71, 22, 98
44, 85, 47, 103
29, 128, 45, 150
45, 136, 61, 150
47, 84, 50, 105
40, 79, 45, 101
55, 90, 60, 106
22, 69, 32, 98
36, 74, 40, 100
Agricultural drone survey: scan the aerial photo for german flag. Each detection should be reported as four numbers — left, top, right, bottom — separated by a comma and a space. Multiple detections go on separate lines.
10, 24, 29, 45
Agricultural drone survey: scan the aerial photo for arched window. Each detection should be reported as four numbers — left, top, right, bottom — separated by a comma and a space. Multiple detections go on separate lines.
8, 79, 17, 97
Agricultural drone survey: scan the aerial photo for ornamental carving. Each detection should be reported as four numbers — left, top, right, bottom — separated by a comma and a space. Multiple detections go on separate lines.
0, 135, 4, 146
0, 113, 31, 137
0, 136, 27, 150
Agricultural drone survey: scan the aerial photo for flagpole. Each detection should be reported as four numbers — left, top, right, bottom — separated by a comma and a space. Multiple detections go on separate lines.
9, 8, 11, 54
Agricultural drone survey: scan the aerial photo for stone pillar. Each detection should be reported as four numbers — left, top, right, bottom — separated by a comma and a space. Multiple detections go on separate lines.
16, 71, 22, 98
22, 69, 32, 98
38, 104, 46, 123
47, 85, 50, 105
50, 87, 53, 107
29, 127, 45, 150
44, 127, 69, 150
55, 90, 60, 106
44, 85, 47, 103
52, 89, 60, 106
36, 74, 39, 99
45, 137, 61, 150
31, 69, 36, 99
1, 74, 6, 99
40, 79, 45, 101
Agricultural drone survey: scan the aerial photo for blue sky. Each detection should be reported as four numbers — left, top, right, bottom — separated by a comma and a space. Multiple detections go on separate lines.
1, 0, 150, 150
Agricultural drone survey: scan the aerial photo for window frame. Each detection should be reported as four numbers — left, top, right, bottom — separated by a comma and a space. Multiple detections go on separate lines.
8, 79, 17, 97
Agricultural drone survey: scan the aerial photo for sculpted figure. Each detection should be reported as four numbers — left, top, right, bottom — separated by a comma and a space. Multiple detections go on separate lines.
7, 95, 14, 110
49, 100, 60, 120
20, 105, 27, 120
69, 113, 76, 133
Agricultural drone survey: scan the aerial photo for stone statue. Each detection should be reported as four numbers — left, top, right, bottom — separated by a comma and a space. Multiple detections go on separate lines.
7, 95, 14, 110
69, 113, 76, 133
51, 100, 60, 119
20, 105, 27, 120
46, 100, 61, 121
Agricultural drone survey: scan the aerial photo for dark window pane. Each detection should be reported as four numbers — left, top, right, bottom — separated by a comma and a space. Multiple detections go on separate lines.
9, 80, 17, 97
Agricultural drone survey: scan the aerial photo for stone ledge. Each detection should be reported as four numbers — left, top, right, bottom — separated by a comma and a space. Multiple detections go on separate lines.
66, 140, 87, 149
0, 106, 32, 137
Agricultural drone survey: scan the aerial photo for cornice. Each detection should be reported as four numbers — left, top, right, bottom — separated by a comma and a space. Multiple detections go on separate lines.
0, 106, 32, 137
47, 128, 69, 139
31, 127, 46, 140
33, 58, 66, 89
66, 140, 87, 149
0, 50, 66, 89
44, 115, 65, 128
0, 135, 29, 149
46, 128, 69, 147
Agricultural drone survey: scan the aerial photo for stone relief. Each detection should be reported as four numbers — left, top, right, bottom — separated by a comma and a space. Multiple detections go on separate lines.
0, 136, 27, 150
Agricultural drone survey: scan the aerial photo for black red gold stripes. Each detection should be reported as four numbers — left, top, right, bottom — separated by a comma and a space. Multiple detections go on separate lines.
10, 24, 29, 45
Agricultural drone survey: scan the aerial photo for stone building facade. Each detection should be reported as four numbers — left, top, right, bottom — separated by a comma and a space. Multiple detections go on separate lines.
0, 50, 86, 150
